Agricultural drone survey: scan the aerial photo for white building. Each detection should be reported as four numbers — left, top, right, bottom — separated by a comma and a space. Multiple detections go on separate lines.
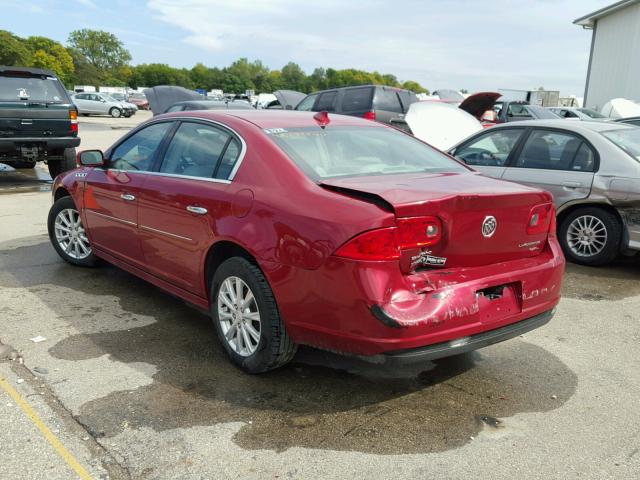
574, 0, 640, 110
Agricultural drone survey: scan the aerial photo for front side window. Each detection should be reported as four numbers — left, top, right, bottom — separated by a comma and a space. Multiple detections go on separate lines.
296, 94, 317, 111
110, 122, 172, 171
159, 122, 233, 179
268, 126, 467, 180
455, 129, 523, 166
515, 130, 590, 170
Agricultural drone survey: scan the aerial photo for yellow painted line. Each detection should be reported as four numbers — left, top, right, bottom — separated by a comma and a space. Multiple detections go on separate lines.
0, 376, 94, 480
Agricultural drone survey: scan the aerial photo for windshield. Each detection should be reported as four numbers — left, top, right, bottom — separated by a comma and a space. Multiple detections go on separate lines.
527, 105, 559, 119
578, 108, 606, 119
267, 126, 468, 180
0, 73, 67, 103
602, 128, 640, 161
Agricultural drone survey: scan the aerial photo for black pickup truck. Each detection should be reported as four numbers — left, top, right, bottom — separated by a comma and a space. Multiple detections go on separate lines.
0, 66, 80, 178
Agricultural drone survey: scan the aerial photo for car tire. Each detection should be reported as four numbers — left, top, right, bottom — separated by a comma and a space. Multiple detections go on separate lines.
47, 148, 76, 179
558, 206, 621, 266
109, 107, 122, 118
210, 257, 297, 373
47, 196, 99, 267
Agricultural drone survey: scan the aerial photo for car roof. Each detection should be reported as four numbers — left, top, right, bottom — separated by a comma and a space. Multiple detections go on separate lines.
489, 119, 635, 134
0, 66, 57, 76
157, 109, 378, 129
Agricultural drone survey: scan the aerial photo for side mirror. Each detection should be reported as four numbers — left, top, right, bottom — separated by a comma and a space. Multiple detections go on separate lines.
78, 150, 104, 167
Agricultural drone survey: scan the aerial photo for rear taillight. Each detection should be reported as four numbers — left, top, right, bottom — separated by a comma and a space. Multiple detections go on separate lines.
527, 203, 554, 235
397, 216, 442, 249
70, 109, 78, 135
363, 111, 376, 121
334, 216, 442, 261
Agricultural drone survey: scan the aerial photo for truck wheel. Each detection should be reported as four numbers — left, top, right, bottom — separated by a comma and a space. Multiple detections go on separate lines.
47, 148, 77, 179
211, 257, 297, 373
109, 107, 122, 118
558, 206, 622, 266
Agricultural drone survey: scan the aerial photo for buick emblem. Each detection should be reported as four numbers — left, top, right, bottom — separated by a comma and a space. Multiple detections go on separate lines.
482, 216, 497, 238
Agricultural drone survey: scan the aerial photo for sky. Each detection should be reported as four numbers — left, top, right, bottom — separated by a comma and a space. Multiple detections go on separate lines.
0, 0, 614, 95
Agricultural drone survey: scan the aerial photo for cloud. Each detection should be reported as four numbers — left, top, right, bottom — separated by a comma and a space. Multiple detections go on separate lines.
147, 0, 613, 94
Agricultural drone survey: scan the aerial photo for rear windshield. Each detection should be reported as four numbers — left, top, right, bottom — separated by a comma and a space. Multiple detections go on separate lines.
267, 126, 467, 180
578, 108, 606, 119
0, 73, 68, 103
602, 128, 640, 161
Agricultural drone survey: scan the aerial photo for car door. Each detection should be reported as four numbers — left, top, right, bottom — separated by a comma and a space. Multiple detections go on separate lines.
83, 121, 174, 266
501, 128, 596, 208
73, 93, 92, 114
451, 128, 526, 179
138, 120, 243, 295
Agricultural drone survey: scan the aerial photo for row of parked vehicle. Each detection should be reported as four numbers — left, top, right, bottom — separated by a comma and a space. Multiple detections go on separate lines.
70, 91, 150, 118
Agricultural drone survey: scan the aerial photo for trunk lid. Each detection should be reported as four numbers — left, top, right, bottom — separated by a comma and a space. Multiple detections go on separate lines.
458, 92, 502, 119
321, 172, 552, 269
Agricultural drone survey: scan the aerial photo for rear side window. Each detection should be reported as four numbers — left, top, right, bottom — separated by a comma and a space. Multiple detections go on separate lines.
0, 73, 68, 103
340, 87, 372, 112
514, 130, 592, 171
315, 91, 337, 112
507, 104, 533, 119
397, 91, 417, 112
159, 122, 232, 179
374, 89, 402, 113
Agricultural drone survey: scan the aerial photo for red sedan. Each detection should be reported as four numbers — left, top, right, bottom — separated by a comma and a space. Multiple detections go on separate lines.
47, 110, 564, 373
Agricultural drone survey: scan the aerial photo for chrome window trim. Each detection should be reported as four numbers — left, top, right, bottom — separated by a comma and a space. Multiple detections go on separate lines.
106, 116, 247, 182
140, 225, 193, 242
108, 169, 232, 185
86, 209, 136, 226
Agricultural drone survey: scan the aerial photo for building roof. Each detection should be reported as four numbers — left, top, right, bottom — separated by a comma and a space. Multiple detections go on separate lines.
574, 0, 640, 27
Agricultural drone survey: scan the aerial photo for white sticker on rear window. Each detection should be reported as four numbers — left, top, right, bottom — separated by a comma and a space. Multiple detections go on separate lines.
263, 128, 287, 134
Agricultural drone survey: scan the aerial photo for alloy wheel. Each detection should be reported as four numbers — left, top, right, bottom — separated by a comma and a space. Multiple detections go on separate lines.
217, 276, 261, 357
54, 208, 92, 260
566, 214, 607, 257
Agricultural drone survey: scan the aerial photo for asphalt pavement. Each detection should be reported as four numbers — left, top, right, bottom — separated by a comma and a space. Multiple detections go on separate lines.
0, 113, 638, 479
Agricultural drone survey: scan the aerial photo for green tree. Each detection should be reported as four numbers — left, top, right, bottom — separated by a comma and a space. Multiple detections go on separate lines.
68, 29, 131, 70
0, 30, 31, 66
67, 47, 103, 86
280, 62, 306, 91
25, 36, 74, 82
401, 80, 428, 94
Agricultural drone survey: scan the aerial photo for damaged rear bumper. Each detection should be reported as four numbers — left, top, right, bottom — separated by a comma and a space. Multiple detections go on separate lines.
371, 308, 554, 365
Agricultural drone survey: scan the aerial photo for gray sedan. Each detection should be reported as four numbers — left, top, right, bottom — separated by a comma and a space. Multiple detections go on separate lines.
72, 92, 135, 118
449, 120, 640, 266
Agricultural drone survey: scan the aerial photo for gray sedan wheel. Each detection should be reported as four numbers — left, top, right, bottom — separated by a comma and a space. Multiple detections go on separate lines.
559, 207, 621, 266
109, 107, 121, 118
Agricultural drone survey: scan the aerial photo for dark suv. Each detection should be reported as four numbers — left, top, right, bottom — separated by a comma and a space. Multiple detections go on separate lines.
296, 85, 418, 130
0, 67, 80, 178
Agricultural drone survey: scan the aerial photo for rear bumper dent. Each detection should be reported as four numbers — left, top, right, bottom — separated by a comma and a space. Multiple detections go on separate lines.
371, 308, 554, 365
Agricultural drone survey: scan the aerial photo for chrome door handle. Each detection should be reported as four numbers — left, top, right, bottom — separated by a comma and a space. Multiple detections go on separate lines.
186, 205, 208, 215
561, 181, 580, 189
120, 193, 135, 201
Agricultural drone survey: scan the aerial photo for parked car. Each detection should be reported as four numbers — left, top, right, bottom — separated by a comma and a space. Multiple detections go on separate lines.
164, 100, 254, 113
72, 92, 135, 118
296, 85, 418, 130
547, 107, 609, 121
128, 92, 150, 110
0, 66, 79, 177
48, 110, 563, 373
489, 101, 560, 124
450, 119, 640, 265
